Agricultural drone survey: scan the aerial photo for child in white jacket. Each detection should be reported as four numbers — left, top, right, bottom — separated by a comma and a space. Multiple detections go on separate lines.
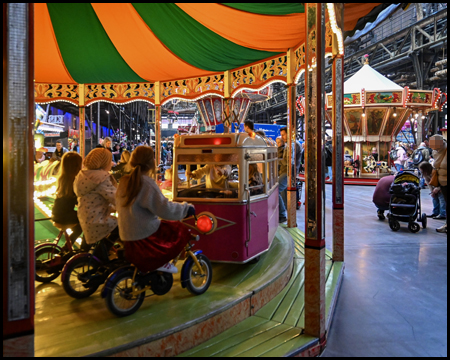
74, 148, 119, 260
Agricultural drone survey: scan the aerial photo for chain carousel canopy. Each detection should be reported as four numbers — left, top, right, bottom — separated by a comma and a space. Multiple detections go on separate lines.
35, 3, 391, 86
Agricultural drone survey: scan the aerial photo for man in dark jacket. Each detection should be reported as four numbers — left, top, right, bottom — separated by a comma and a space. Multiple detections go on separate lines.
51, 140, 68, 161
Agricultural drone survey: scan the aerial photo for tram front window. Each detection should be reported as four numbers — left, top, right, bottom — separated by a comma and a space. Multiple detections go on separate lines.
177, 163, 239, 199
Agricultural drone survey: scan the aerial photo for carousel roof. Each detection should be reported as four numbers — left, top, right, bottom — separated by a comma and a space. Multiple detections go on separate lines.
344, 63, 403, 93
34, 3, 394, 85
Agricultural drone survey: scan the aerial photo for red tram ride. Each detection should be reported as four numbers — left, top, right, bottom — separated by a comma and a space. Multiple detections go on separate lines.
172, 133, 279, 263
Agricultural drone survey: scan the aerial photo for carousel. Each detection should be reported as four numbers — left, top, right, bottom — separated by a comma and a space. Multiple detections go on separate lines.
325, 55, 447, 180
5, 3, 418, 358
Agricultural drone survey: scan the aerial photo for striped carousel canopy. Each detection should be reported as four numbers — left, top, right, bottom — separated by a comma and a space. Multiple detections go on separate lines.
34, 3, 393, 85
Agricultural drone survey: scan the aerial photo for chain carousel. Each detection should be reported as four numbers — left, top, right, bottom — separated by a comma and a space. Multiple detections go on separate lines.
195, 88, 272, 133
324, 55, 447, 182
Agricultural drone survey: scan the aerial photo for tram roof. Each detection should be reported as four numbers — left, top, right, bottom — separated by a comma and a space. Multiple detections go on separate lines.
176, 133, 274, 148
33, 3, 398, 85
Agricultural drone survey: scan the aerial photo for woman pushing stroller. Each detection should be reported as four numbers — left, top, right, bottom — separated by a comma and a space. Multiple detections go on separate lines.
116, 146, 196, 274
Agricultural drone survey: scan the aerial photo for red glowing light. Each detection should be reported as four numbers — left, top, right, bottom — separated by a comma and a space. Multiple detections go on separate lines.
196, 215, 213, 233
185, 137, 232, 146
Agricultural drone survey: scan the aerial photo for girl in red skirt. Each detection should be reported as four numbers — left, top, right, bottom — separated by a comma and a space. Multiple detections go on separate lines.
116, 146, 195, 273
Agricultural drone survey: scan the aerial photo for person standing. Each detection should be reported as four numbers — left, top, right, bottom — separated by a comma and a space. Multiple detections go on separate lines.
419, 162, 446, 220
244, 120, 255, 136
299, 142, 305, 173
429, 135, 447, 233
372, 174, 395, 220
344, 151, 353, 177
280, 127, 302, 211
72, 139, 79, 153
393, 142, 408, 172
51, 140, 69, 161
277, 134, 288, 223
325, 136, 333, 181
112, 143, 122, 163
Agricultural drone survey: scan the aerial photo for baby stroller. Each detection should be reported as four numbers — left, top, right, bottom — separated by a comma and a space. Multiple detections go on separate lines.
387, 170, 427, 233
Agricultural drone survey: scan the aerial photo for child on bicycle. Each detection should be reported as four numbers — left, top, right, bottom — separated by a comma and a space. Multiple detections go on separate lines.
116, 146, 195, 274
51, 152, 86, 247
73, 148, 119, 259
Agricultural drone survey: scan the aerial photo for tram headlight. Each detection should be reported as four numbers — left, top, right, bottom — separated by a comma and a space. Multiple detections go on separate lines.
195, 212, 217, 235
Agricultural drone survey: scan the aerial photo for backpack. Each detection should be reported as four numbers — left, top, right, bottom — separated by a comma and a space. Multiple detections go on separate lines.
390, 149, 399, 161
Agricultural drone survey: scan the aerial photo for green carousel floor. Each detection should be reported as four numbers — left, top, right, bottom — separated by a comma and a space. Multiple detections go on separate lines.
35, 197, 60, 245
178, 226, 344, 357
35, 226, 294, 357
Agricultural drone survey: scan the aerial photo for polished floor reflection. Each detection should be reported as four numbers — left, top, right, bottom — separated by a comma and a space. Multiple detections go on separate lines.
295, 185, 447, 357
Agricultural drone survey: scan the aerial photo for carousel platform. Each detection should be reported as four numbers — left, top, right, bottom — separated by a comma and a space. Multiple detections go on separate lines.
34, 225, 343, 357
297, 174, 380, 186
35, 226, 295, 357
178, 226, 344, 357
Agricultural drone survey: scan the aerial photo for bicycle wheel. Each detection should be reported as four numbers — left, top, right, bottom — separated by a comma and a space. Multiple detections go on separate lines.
35, 246, 62, 283
185, 254, 212, 296
105, 270, 145, 317
63, 256, 101, 299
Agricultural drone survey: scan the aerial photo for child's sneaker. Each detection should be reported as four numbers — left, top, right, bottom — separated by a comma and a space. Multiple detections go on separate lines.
157, 262, 178, 274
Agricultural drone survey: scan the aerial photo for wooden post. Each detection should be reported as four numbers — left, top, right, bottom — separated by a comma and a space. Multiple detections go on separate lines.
304, 3, 326, 340
331, 3, 345, 261
286, 48, 297, 228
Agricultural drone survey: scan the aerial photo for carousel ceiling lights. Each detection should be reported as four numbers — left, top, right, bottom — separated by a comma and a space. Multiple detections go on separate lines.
327, 3, 344, 56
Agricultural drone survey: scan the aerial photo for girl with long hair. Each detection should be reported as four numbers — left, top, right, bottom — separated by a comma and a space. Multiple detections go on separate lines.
116, 146, 195, 273
52, 152, 84, 245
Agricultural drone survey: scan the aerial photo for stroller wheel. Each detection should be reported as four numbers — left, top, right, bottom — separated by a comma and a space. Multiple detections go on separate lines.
421, 213, 427, 229
408, 222, 420, 233
389, 219, 400, 232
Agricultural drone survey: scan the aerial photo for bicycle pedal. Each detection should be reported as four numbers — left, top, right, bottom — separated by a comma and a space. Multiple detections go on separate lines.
190, 234, 200, 241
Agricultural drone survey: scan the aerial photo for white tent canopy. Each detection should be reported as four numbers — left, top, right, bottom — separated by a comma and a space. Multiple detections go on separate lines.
344, 63, 403, 93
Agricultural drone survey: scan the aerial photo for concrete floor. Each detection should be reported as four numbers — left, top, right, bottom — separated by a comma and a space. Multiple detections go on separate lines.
295, 185, 447, 357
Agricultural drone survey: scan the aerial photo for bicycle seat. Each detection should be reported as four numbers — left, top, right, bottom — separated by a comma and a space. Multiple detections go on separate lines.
52, 222, 78, 231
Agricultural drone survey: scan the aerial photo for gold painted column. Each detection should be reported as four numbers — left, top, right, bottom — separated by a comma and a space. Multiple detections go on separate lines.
78, 84, 85, 159
304, 3, 326, 341
330, 3, 345, 261
223, 70, 232, 134
286, 48, 297, 228
155, 81, 161, 177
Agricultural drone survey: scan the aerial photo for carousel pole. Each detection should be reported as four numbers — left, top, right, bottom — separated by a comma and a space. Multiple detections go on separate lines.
223, 70, 232, 134
78, 84, 86, 159
304, 3, 326, 341
286, 48, 297, 228
107, 103, 110, 138
118, 104, 121, 145
155, 81, 161, 176
97, 101, 101, 142
330, 3, 345, 261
